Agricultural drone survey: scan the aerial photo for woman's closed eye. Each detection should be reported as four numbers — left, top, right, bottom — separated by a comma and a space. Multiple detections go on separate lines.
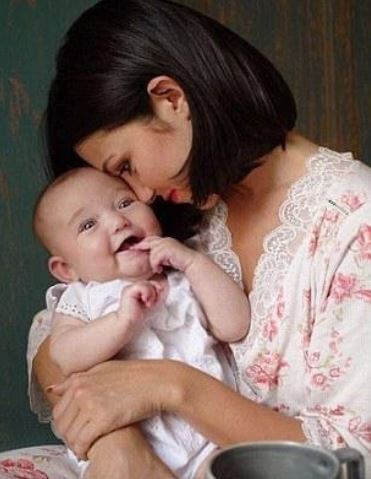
117, 159, 132, 176
78, 219, 96, 233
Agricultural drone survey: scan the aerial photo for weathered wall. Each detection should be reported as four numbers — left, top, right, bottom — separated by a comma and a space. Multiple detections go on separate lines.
0, 0, 369, 451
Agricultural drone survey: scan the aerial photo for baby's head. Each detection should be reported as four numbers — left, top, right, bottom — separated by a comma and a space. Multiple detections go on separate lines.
33, 167, 162, 283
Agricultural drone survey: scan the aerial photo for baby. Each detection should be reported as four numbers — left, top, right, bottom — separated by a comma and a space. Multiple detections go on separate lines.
33, 167, 250, 479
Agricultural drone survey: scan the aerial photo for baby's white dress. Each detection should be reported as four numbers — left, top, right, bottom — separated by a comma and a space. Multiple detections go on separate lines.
45, 271, 236, 478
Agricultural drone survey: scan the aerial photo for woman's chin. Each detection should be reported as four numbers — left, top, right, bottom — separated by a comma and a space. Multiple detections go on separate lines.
199, 194, 220, 210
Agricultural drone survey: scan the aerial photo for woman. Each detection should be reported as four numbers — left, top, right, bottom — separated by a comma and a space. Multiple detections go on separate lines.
2, 0, 370, 478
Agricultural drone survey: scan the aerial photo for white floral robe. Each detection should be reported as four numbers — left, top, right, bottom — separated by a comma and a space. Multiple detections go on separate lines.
1, 147, 371, 478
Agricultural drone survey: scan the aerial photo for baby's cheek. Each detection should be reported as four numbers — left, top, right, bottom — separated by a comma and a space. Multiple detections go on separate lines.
149, 216, 163, 236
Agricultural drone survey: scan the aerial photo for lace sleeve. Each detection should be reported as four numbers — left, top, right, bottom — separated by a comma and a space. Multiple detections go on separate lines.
26, 309, 54, 423
26, 284, 68, 423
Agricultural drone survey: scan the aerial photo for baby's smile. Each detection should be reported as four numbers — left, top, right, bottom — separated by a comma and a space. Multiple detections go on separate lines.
115, 235, 144, 254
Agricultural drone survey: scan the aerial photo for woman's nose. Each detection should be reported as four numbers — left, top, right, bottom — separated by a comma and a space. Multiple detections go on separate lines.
122, 174, 155, 204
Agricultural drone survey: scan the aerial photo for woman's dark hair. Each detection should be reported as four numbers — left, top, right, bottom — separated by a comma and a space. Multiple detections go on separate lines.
151, 198, 202, 242
45, 0, 297, 206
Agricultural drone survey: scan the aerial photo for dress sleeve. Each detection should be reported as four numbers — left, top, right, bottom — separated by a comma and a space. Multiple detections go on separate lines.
54, 282, 90, 321
26, 283, 69, 423
297, 203, 371, 456
27, 309, 54, 423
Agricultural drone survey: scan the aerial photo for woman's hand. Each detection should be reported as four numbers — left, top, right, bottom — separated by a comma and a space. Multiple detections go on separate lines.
51, 359, 183, 458
85, 426, 175, 479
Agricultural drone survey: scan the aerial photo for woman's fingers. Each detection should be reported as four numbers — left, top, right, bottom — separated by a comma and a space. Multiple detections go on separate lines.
51, 375, 107, 457
52, 375, 89, 441
47, 379, 69, 396
71, 420, 102, 459
49, 360, 182, 458
63, 412, 92, 459
52, 375, 80, 420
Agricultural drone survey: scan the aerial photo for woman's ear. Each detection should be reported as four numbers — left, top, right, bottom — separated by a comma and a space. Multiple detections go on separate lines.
147, 76, 190, 123
48, 256, 79, 283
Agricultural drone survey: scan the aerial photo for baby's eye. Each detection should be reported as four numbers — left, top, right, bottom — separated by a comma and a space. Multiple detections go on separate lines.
78, 219, 96, 233
117, 198, 134, 209
118, 160, 131, 176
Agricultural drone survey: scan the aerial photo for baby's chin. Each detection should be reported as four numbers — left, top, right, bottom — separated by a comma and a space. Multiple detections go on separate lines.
100, 265, 156, 283
81, 270, 155, 284
118, 269, 156, 282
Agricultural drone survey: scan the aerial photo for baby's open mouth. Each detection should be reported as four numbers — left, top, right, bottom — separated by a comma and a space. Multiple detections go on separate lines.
116, 235, 143, 253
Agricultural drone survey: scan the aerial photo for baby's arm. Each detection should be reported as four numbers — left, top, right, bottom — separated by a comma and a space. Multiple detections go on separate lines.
134, 237, 250, 342
50, 282, 162, 375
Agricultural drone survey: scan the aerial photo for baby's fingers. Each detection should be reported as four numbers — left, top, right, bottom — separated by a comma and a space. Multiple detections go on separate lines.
131, 236, 162, 251
149, 247, 172, 273
131, 282, 158, 307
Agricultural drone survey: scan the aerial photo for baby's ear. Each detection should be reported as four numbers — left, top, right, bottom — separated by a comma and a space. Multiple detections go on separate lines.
48, 256, 79, 283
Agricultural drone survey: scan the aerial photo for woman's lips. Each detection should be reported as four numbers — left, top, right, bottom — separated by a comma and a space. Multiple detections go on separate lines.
163, 189, 192, 203
167, 189, 179, 202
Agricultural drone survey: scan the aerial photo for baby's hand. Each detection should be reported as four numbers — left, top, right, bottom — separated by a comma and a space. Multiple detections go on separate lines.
117, 281, 164, 326
132, 236, 199, 274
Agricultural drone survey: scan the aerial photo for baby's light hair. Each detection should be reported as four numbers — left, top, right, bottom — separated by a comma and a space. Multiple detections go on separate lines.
32, 167, 93, 252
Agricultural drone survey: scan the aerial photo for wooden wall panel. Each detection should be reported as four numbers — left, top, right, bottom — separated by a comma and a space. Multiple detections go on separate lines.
0, 0, 97, 451
0, 0, 369, 451
180, 0, 370, 160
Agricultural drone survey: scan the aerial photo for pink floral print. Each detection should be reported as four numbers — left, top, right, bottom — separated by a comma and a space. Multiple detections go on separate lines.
349, 417, 371, 442
324, 210, 340, 223
308, 226, 320, 256
304, 333, 351, 392
0, 458, 48, 479
262, 319, 278, 342
245, 351, 289, 390
329, 273, 359, 303
353, 224, 371, 262
329, 272, 371, 304
237, 174, 371, 455
341, 191, 366, 211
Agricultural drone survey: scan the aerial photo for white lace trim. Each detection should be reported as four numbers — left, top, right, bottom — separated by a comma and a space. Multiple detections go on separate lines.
200, 148, 357, 350
55, 302, 89, 321
199, 201, 243, 287
27, 310, 54, 423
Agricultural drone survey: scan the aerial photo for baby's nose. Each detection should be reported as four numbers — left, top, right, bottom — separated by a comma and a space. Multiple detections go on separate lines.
111, 212, 130, 232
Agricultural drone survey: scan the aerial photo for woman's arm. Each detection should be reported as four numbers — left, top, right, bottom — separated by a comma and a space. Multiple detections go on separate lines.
33, 336, 66, 407
175, 361, 306, 446
51, 359, 305, 459
34, 338, 175, 477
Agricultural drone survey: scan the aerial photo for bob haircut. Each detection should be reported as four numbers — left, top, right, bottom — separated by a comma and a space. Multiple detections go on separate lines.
45, 0, 297, 206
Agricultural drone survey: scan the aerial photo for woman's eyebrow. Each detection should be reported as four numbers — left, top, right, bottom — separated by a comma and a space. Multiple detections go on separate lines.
115, 186, 135, 196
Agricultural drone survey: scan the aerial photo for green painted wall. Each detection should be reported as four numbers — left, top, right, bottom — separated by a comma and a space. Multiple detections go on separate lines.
0, 0, 369, 452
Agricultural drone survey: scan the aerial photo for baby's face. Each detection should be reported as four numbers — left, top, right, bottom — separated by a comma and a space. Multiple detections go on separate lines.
46, 168, 162, 282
